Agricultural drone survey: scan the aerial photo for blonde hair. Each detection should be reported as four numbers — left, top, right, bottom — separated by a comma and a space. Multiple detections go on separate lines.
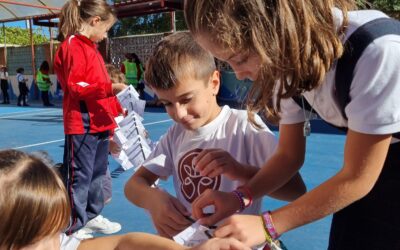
145, 31, 216, 90
58, 0, 116, 41
185, 0, 358, 123
0, 150, 70, 249
105, 64, 127, 84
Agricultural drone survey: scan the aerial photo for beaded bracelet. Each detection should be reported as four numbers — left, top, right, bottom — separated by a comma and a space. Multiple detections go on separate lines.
231, 190, 245, 212
262, 211, 279, 240
238, 186, 253, 208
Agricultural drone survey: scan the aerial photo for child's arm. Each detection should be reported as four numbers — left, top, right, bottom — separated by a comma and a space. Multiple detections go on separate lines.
112, 83, 127, 95
267, 172, 306, 201
78, 232, 186, 250
209, 130, 392, 247
124, 167, 192, 238
136, 63, 142, 81
194, 148, 306, 201
192, 123, 307, 226
79, 232, 250, 250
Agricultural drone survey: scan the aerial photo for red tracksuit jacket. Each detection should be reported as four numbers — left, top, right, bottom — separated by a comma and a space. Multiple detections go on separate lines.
54, 34, 117, 134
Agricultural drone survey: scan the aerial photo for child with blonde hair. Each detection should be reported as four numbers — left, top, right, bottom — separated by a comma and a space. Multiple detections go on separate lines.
0, 149, 251, 250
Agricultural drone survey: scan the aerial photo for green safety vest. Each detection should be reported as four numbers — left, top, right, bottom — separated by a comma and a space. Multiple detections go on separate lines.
36, 70, 50, 91
123, 60, 139, 87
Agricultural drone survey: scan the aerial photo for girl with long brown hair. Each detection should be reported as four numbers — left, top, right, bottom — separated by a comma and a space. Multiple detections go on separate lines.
185, 1, 400, 249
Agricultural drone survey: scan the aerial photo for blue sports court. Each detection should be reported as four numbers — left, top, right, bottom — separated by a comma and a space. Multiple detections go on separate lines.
0, 102, 346, 250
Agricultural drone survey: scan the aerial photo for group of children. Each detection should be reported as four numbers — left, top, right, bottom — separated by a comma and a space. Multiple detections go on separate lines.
0, 62, 55, 107
1, 0, 399, 249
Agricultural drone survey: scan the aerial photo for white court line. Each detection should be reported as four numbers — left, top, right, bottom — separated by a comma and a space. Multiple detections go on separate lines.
0, 109, 61, 119
12, 118, 172, 149
0, 108, 53, 117
14, 139, 65, 149
144, 119, 172, 125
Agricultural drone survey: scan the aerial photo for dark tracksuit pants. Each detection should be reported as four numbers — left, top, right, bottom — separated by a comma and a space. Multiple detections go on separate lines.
61, 131, 109, 235
329, 142, 400, 250
41, 90, 51, 106
1, 79, 9, 103
18, 82, 28, 105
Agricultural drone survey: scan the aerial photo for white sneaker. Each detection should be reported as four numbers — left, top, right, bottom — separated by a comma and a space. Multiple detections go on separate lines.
72, 228, 93, 240
84, 215, 121, 234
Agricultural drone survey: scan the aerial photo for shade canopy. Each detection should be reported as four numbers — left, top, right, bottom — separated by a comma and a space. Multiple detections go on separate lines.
0, 0, 183, 24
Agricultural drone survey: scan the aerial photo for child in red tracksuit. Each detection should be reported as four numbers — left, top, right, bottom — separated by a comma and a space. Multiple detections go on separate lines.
54, 0, 126, 239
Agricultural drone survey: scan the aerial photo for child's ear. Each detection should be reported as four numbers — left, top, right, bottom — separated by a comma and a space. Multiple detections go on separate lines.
210, 70, 220, 95
91, 16, 102, 26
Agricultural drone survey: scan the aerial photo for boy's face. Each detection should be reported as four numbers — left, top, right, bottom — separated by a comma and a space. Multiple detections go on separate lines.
154, 71, 221, 130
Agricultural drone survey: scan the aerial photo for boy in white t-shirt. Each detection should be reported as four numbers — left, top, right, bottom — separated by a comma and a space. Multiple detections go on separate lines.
124, 31, 306, 239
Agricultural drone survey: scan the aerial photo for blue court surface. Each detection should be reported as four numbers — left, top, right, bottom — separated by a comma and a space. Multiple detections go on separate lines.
0, 102, 346, 250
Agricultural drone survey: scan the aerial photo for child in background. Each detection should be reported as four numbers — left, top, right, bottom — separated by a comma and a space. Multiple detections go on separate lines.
0, 149, 251, 250
0, 65, 10, 104
36, 60, 54, 107
54, 0, 126, 239
121, 52, 143, 92
184, 1, 400, 249
103, 63, 126, 204
131, 52, 146, 99
16, 67, 29, 107
124, 31, 305, 240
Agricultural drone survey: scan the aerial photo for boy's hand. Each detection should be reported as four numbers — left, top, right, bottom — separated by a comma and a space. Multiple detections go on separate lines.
192, 189, 240, 226
109, 139, 121, 155
112, 83, 127, 95
194, 149, 243, 180
191, 237, 251, 250
148, 189, 192, 238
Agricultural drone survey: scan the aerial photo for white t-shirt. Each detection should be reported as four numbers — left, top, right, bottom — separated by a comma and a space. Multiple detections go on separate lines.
142, 105, 277, 215
16, 73, 25, 83
280, 10, 400, 142
0, 71, 8, 80
60, 233, 80, 250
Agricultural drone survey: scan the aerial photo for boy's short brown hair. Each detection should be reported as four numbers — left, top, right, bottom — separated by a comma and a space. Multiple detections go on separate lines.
145, 31, 216, 90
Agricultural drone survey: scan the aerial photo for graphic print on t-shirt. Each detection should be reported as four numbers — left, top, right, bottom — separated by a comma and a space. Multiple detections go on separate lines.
178, 148, 221, 203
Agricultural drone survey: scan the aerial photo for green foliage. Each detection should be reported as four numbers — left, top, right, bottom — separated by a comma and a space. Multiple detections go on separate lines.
0, 26, 49, 46
109, 1, 399, 37
370, 0, 400, 11
110, 11, 186, 37
357, 0, 400, 19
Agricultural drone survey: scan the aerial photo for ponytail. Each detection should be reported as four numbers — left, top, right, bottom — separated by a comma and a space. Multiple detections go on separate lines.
58, 0, 116, 41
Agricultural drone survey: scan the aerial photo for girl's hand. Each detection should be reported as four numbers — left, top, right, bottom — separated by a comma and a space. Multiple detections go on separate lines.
214, 214, 266, 247
192, 189, 240, 226
109, 139, 121, 155
194, 149, 243, 180
148, 189, 192, 238
191, 237, 251, 250
112, 83, 127, 95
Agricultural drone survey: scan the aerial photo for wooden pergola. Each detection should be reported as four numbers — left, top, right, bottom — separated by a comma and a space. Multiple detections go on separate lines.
0, 0, 183, 73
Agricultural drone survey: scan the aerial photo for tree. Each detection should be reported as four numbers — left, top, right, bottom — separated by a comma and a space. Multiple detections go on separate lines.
0, 27, 49, 46
110, 11, 186, 37
358, 0, 400, 18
